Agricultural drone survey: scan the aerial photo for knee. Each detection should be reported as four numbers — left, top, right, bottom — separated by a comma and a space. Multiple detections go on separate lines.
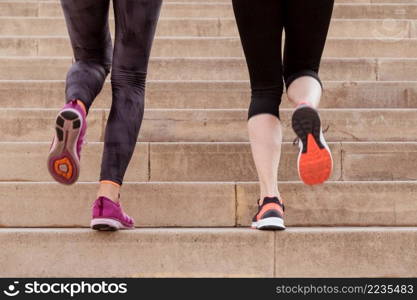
111, 68, 147, 93
248, 84, 283, 120
285, 70, 322, 90
73, 50, 112, 76
72, 35, 113, 75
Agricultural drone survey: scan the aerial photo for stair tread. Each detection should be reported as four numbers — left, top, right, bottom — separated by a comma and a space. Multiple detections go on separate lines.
1, 181, 416, 228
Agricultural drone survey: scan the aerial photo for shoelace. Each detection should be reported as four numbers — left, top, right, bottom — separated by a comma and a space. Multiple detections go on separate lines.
292, 124, 330, 146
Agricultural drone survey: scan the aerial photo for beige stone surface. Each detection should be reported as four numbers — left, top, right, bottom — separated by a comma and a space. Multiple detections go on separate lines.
342, 142, 417, 180
0, 142, 148, 182
0, 182, 236, 227
0, 81, 416, 110
322, 81, 417, 109
236, 181, 417, 226
411, 20, 417, 37
156, 18, 238, 37
298, 109, 417, 142
138, 108, 417, 142
0, 228, 275, 277
378, 59, 417, 81
393, 182, 417, 226
0, 2, 38, 17
149, 58, 377, 81
0, 142, 346, 182
150, 142, 342, 181
0, 57, 377, 81
1, 181, 416, 228
0, 57, 70, 80
332, 4, 417, 19
324, 38, 417, 58
139, 109, 248, 142
0, 38, 37, 56
0, 81, 68, 108
1, 228, 416, 277
0, 109, 104, 142
275, 228, 417, 277
6, 2, 416, 19
330, 19, 410, 39
2, 108, 417, 142
0, 18, 412, 39
4, 37, 417, 58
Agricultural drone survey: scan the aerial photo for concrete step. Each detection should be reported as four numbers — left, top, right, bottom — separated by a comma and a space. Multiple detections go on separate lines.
237, 181, 417, 227
159, 0, 417, 2
1, 227, 417, 277
0, 142, 416, 182
1, 2, 417, 19
0, 18, 413, 38
1, 80, 416, 110
4, 0, 417, 3
1, 181, 416, 228
2, 36, 417, 58
378, 58, 417, 80
0, 57, 384, 81
148, 142, 416, 182
1, 108, 417, 142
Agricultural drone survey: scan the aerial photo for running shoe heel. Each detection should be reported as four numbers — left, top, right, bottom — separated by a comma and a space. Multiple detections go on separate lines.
91, 196, 135, 231
292, 106, 333, 185
47, 108, 83, 185
252, 197, 286, 231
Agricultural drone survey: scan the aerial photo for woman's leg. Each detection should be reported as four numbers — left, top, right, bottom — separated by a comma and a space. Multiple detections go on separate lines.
61, 0, 112, 113
97, 0, 162, 201
283, 0, 335, 185
232, 0, 285, 230
248, 115, 283, 200
283, 0, 334, 107
232, 0, 284, 203
287, 77, 322, 109
48, 0, 112, 185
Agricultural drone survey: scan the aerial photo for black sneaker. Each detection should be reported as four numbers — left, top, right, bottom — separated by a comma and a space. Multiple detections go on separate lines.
251, 197, 285, 230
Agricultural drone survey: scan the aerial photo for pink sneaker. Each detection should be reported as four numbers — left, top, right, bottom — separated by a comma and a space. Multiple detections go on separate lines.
47, 99, 87, 185
91, 196, 135, 231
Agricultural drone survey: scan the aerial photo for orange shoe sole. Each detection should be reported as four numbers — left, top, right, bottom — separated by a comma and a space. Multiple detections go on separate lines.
298, 133, 332, 185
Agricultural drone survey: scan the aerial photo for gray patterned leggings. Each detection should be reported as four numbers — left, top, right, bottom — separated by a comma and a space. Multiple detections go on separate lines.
61, 0, 162, 185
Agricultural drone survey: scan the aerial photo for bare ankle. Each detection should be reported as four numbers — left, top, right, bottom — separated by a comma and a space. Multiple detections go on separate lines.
76, 100, 87, 115
97, 180, 121, 203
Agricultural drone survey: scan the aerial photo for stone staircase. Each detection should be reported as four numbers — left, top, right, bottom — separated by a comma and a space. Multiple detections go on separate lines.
0, 0, 417, 277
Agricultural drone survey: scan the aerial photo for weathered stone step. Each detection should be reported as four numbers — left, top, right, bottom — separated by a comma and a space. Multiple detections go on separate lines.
0, 142, 416, 182
2, 37, 417, 58
0, 80, 416, 109
0, 57, 383, 81
1, 2, 416, 19
1, 181, 415, 228
3, 0, 416, 3
0, 18, 413, 39
1, 227, 416, 277
1, 108, 416, 142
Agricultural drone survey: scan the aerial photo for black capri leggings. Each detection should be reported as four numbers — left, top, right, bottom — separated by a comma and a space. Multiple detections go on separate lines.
61, 0, 162, 185
232, 0, 334, 119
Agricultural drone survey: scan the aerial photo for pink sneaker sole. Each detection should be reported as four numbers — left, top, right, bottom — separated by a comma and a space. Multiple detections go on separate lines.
47, 109, 83, 185
91, 218, 134, 231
